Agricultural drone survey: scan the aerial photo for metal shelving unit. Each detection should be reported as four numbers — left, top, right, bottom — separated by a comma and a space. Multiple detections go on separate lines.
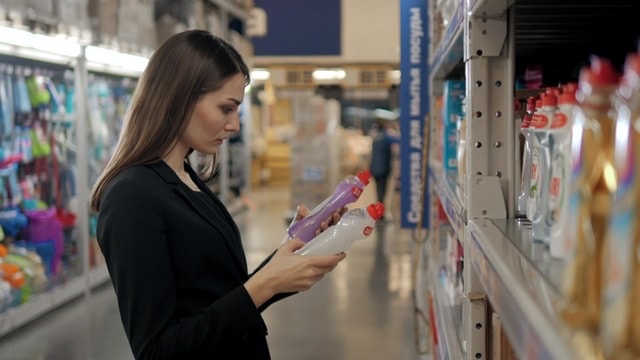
0, 2, 256, 336
430, 263, 464, 360
467, 219, 576, 359
425, 0, 640, 359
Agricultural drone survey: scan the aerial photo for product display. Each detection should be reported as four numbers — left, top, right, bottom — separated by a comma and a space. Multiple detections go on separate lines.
599, 52, 640, 359
560, 57, 619, 332
426, 1, 640, 359
516, 97, 535, 218
296, 202, 384, 256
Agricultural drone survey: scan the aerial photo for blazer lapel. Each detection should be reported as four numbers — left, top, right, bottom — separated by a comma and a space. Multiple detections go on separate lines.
146, 160, 248, 274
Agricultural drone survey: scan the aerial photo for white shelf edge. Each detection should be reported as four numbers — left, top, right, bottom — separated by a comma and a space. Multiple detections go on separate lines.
429, 0, 464, 79
0, 275, 85, 337
0, 265, 110, 338
467, 219, 578, 360
430, 266, 464, 360
467, 0, 518, 18
430, 165, 465, 235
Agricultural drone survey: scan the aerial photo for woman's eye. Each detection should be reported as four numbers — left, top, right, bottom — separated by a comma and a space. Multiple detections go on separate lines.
221, 106, 236, 114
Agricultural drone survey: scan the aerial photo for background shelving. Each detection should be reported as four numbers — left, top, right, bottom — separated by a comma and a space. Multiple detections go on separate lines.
424, 0, 640, 359
0, 0, 255, 337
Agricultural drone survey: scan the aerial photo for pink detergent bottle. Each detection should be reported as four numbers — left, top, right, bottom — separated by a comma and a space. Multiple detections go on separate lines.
287, 170, 371, 243
296, 202, 385, 256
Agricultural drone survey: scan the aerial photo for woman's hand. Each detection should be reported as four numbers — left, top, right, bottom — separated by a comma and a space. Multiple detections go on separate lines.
294, 204, 348, 236
244, 237, 346, 308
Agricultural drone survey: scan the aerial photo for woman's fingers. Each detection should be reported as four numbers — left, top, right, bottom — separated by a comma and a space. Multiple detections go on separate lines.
294, 204, 310, 221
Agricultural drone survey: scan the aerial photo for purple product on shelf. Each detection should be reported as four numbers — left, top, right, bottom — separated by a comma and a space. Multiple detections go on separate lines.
287, 170, 371, 242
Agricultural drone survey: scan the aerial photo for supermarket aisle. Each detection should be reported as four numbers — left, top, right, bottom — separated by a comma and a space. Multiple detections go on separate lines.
0, 185, 427, 360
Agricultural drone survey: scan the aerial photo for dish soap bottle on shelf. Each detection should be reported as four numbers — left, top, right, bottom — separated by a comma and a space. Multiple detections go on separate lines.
287, 170, 371, 243
559, 56, 619, 332
295, 202, 385, 256
600, 52, 640, 359
548, 83, 577, 259
528, 92, 557, 242
517, 97, 537, 220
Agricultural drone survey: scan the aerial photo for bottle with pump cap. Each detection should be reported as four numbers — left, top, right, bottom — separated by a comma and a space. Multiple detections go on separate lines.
548, 83, 577, 259
296, 202, 385, 256
287, 170, 371, 243
600, 52, 640, 359
559, 56, 620, 332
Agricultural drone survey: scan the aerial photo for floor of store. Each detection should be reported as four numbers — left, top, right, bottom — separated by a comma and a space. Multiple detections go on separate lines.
0, 184, 429, 360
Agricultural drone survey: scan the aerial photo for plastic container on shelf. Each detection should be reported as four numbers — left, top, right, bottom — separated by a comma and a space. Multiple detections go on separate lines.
516, 97, 536, 219
295, 202, 384, 256
600, 52, 640, 359
560, 56, 620, 331
286, 170, 371, 243
528, 92, 557, 243
548, 84, 577, 259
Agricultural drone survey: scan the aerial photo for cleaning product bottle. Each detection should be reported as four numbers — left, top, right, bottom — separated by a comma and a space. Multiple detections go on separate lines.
295, 202, 384, 256
548, 83, 577, 259
600, 52, 640, 359
559, 56, 619, 332
529, 92, 557, 242
287, 170, 371, 243
517, 97, 537, 220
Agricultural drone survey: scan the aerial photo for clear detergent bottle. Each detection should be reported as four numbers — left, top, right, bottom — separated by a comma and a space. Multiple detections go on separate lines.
529, 92, 557, 242
517, 97, 536, 219
559, 56, 619, 332
601, 52, 640, 359
548, 83, 577, 259
296, 202, 385, 256
287, 170, 371, 243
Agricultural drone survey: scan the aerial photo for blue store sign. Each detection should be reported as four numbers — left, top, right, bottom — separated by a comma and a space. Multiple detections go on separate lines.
399, 0, 429, 229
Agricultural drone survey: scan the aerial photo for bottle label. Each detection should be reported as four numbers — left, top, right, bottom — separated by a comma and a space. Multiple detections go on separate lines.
363, 226, 374, 236
527, 147, 540, 218
531, 114, 549, 128
548, 152, 566, 225
552, 112, 569, 129
351, 186, 363, 198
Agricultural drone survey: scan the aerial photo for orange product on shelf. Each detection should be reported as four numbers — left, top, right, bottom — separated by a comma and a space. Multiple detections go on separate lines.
600, 51, 640, 359
559, 56, 620, 332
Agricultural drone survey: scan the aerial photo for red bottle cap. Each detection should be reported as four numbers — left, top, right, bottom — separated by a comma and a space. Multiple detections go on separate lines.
367, 202, 385, 220
623, 53, 640, 81
559, 83, 577, 105
357, 170, 371, 185
526, 97, 537, 112
579, 56, 620, 86
541, 93, 557, 107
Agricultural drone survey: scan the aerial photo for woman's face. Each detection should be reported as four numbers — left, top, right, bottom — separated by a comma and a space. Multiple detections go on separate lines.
181, 73, 245, 154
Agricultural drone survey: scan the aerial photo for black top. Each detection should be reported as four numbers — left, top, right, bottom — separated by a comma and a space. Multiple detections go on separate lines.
97, 160, 284, 359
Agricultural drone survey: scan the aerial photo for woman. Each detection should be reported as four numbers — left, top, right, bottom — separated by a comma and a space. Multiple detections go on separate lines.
90, 30, 346, 359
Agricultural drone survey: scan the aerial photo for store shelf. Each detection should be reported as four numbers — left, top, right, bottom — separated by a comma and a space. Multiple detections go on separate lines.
430, 265, 464, 360
430, 165, 465, 235
429, 0, 464, 79
0, 275, 86, 337
467, 219, 578, 360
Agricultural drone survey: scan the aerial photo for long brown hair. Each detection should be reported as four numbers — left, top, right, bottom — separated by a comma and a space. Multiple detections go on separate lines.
90, 30, 250, 212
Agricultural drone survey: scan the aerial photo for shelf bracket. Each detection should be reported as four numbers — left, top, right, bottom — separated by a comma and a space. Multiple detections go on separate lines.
463, 292, 487, 360
465, 11, 506, 61
466, 174, 506, 219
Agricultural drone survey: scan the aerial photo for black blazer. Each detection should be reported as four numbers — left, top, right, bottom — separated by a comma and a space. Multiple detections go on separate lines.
98, 160, 283, 359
